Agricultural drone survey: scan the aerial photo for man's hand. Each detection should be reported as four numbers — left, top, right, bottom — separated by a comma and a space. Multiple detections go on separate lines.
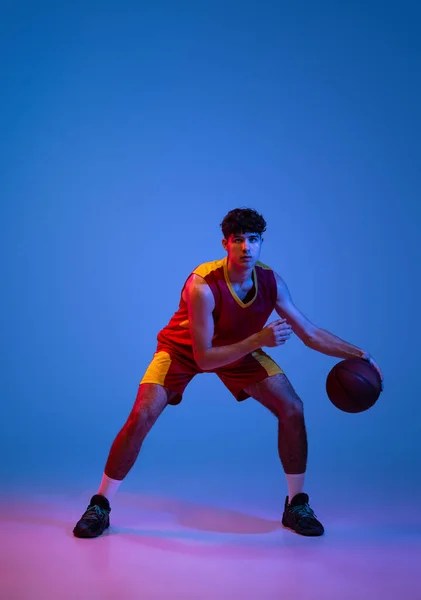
362, 353, 384, 390
258, 318, 293, 348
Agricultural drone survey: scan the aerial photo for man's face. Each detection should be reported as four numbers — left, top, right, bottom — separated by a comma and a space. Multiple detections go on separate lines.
222, 232, 262, 268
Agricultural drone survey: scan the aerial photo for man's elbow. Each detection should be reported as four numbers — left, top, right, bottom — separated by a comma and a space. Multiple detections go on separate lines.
302, 326, 319, 346
193, 349, 208, 370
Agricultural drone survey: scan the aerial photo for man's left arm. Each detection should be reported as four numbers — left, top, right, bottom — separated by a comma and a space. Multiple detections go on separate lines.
273, 272, 384, 386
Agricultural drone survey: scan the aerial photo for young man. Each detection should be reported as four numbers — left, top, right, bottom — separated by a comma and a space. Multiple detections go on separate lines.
74, 208, 383, 538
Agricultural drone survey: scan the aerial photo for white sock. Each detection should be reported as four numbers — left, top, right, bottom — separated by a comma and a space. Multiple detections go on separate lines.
285, 473, 305, 504
97, 473, 122, 503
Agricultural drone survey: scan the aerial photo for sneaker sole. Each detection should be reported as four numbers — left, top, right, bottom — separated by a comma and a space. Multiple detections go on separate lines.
73, 522, 110, 539
281, 516, 324, 537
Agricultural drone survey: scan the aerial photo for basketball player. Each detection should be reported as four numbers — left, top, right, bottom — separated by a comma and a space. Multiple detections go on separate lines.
73, 208, 383, 538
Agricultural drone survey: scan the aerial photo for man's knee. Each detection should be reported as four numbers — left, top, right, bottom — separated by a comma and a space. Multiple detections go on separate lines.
248, 374, 304, 419
266, 389, 303, 420
126, 384, 169, 433
282, 395, 304, 420
127, 405, 157, 432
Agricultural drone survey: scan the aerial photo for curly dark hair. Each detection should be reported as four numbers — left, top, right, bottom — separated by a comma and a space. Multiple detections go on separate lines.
220, 208, 267, 239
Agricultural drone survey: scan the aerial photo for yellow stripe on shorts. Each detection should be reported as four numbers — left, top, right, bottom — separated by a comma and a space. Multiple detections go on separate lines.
252, 349, 283, 376
140, 351, 172, 386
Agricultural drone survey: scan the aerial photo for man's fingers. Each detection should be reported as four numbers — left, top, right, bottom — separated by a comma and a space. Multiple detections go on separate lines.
276, 333, 292, 342
266, 319, 293, 345
269, 318, 292, 332
272, 319, 286, 326
275, 326, 292, 334
273, 321, 291, 330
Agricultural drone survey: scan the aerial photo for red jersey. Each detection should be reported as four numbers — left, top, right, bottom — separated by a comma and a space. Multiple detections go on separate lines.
157, 257, 277, 352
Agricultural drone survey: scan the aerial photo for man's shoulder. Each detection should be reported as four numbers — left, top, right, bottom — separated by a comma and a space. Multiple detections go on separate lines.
255, 260, 273, 271
192, 258, 226, 279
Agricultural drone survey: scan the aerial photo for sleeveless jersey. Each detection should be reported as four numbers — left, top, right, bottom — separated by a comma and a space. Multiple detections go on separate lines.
157, 257, 277, 351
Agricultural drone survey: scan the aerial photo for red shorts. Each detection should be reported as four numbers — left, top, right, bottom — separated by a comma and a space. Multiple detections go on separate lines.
140, 343, 283, 405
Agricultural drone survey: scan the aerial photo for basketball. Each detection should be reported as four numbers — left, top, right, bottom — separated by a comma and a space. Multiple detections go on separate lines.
326, 359, 382, 413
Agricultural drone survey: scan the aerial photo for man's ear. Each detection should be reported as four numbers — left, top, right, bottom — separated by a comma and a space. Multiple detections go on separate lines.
222, 238, 228, 251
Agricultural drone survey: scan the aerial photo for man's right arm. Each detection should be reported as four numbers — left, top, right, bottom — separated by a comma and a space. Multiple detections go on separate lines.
185, 275, 292, 370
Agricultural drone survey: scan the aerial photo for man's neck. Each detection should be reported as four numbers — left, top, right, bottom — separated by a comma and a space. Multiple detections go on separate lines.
226, 260, 254, 285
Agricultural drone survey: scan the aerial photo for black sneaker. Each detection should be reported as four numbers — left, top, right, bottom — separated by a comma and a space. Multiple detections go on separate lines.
73, 494, 111, 538
282, 492, 324, 536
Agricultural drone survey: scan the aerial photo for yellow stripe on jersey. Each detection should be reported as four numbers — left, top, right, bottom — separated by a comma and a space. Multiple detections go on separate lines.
140, 351, 172, 386
251, 349, 283, 376
255, 260, 272, 270
193, 257, 226, 278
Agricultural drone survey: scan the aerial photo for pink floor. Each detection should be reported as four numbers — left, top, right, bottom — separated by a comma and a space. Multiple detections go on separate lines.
1, 487, 420, 599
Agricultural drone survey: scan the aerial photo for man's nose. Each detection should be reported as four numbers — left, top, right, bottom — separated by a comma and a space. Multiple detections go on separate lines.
242, 241, 250, 252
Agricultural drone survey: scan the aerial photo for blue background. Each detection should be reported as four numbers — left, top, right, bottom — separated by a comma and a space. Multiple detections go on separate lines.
1, 1, 420, 505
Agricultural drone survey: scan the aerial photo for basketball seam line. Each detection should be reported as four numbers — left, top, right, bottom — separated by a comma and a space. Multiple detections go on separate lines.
338, 367, 378, 391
